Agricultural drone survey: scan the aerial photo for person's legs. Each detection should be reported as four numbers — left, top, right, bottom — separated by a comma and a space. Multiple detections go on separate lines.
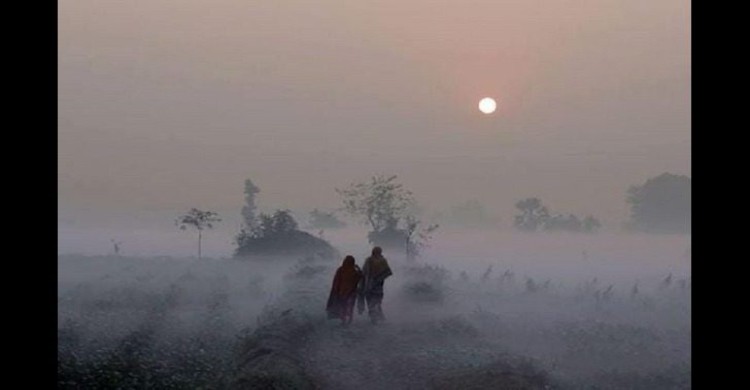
366, 293, 384, 323
376, 299, 385, 322
343, 295, 355, 325
374, 299, 384, 322
365, 294, 375, 323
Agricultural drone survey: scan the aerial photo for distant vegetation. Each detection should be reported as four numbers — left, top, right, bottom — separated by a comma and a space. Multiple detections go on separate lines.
403, 215, 440, 260
235, 209, 338, 259
175, 208, 221, 259
241, 179, 261, 230
513, 198, 549, 232
307, 209, 347, 230
513, 197, 601, 233
626, 173, 690, 234
545, 214, 601, 233
233, 179, 338, 259
337, 174, 437, 259
170, 172, 689, 263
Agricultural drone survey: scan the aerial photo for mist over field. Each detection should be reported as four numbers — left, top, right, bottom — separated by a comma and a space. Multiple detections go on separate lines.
58, 0, 689, 388
58, 227, 690, 389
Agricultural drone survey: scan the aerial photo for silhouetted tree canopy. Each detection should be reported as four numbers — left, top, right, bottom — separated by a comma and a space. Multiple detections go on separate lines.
513, 198, 601, 233
514, 198, 549, 232
626, 173, 691, 234
234, 210, 338, 259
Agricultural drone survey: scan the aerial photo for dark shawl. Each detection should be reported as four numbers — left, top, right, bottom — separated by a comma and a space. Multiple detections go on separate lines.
360, 255, 392, 295
326, 257, 362, 318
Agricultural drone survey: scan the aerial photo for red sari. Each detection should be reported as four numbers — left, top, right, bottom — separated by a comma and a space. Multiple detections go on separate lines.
326, 256, 362, 323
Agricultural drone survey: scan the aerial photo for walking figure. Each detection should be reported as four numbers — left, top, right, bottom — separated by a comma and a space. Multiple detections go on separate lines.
326, 255, 363, 326
358, 247, 393, 324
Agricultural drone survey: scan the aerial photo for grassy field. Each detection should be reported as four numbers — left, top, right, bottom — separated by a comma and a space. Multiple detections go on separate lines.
58, 244, 689, 389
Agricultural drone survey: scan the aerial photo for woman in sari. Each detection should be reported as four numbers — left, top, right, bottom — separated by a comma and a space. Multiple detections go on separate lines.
326, 255, 363, 325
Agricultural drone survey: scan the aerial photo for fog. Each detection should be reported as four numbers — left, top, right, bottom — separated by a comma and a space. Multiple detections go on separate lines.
59, 229, 689, 389
58, 0, 689, 388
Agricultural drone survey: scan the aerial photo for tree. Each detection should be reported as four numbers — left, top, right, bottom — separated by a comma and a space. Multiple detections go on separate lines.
626, 173, 691, 233
513, 198, 549, 232
337, 175, 438, 256
337, 175, 415, 233
261, 209, 298, 234
241, 179, 261, 229
176, 208, 221, 260
513, 198, 601, 233
337, 174, 417, 249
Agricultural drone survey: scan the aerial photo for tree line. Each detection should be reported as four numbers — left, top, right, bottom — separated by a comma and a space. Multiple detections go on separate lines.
173, 172, 690, 259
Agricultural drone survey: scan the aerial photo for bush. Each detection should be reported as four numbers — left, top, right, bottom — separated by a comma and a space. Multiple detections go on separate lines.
234, 210, 339, 260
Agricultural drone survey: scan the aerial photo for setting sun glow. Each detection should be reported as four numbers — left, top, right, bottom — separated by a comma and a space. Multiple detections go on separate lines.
478, 97, 497, 114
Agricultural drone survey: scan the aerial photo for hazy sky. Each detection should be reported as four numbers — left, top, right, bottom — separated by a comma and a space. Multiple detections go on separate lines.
59, 0, 690, 230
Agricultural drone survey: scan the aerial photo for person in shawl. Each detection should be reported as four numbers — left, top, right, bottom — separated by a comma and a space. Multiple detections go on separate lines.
358, 246, 393, 324
326, 255, 363, 325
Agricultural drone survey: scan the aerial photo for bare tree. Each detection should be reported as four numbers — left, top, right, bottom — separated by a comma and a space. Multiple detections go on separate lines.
176, 208, 221, 260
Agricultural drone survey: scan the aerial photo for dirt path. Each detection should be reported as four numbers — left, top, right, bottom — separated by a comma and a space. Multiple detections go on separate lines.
233, 260, 689, 390
269, 262, 556, 389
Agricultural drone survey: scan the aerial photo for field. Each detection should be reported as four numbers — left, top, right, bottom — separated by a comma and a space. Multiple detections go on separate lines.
58, 231, 690, 389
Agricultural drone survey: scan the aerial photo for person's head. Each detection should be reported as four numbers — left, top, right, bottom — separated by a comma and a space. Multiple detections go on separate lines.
372, 247, 382, 256
342, 255, 355, 267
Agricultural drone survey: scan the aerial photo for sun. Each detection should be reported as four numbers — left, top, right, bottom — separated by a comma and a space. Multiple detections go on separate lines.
478, 97, 497, 114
